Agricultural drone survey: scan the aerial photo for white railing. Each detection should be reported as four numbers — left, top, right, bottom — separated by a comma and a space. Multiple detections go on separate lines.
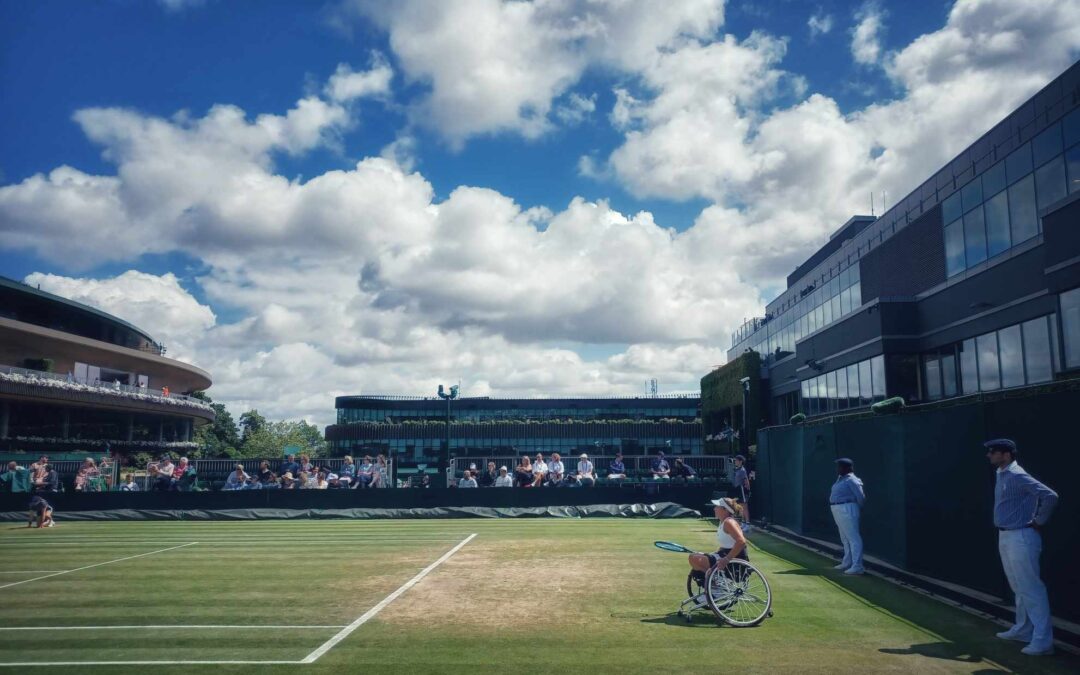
0, 364, 212, 412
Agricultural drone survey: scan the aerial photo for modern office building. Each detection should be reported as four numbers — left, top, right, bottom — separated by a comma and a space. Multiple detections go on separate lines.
716, 59, 1080, 426
326, 395, 702, 462
0, 276, 215, 456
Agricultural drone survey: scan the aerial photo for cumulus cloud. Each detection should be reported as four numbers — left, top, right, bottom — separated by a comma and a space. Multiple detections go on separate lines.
851, 3, 885, 65
324, 54, 393, 102
343, 0, 726, 146
808, 12, 833, 38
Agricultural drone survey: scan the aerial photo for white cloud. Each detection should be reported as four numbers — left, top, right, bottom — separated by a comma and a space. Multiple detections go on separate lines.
851, 4, 885, 66
344, 0, 726, 146
555, 92, 597, 125
808, 12, 833, 38
324, 54, 393, 103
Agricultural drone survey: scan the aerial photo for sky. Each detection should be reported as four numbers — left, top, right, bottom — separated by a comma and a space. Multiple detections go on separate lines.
2, 0, 1079, 428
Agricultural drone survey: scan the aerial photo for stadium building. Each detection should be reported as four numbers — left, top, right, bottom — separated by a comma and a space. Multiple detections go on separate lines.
708, 59, 1080, 432
0, 276, 215, 468
326, 395, 702, 463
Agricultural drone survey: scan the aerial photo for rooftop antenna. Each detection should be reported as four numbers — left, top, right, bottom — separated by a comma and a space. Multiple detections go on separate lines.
649, 379, 659, 397
870, 192, 875, 216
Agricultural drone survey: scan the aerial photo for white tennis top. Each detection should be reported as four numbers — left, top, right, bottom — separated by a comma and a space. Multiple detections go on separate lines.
716, 517, 737, 550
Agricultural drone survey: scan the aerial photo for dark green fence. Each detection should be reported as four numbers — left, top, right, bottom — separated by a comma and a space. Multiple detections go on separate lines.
757, 383, 1079, 621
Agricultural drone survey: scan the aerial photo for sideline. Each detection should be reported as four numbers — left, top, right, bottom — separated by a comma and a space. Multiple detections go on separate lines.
0, 625, 347, 631
0, 542, 198, 590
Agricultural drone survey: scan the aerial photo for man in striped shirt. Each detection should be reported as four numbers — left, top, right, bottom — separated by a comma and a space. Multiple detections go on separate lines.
986, 438, 1058, 657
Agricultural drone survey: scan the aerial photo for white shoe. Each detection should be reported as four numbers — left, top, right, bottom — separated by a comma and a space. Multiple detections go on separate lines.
46, 521, 55, 528
996, 629, 1030, 643
1021, 645, 1054, 656
843, 567, 865, 575
833, 563, 849, 570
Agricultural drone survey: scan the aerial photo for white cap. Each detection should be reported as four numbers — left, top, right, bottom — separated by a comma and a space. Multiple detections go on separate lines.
709, 498, 736, 514
580, 453, 588, 459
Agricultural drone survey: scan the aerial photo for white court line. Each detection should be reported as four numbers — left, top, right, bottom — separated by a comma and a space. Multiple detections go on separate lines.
0, 542, 197, 590
0, 625, 346, 631
0, 571, 66, 573
0, 661, 302, 666
301, 532, 477, 664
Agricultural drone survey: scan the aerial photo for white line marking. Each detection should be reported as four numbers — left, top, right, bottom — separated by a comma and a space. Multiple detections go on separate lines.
0, 661, 302, 666
301, 532, 477, 664
0, 625, 346, 631
0, 571, 67, 573
0, 542, 197, 590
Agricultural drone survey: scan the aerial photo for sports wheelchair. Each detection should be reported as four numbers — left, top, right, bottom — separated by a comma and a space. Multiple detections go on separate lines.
679, 558, 773, 626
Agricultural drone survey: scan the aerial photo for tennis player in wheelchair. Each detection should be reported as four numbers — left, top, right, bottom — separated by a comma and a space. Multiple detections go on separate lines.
688, 497, 747, 586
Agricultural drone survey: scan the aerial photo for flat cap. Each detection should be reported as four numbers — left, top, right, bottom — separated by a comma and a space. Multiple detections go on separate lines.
984, 438, 1017, 452
834, 457, 854, 467
734, 454, 746, 462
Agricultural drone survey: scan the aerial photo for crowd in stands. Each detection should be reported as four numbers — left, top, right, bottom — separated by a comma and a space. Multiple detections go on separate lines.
455, 450, 699, 487
221, 454, 390, 490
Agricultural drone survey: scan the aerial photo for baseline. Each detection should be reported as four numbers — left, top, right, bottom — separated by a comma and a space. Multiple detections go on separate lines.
0, 542, 197, 590
0, 625, 346, 631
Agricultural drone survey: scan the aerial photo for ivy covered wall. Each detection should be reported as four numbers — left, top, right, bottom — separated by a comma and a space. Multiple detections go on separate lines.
700, 351, 763, 454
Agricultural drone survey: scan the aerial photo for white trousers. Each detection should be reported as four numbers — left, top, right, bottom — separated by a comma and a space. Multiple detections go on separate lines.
830, 503, 863, 571
998, 528, 1053, 649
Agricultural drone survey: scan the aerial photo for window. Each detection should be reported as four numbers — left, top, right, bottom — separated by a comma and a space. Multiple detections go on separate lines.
961, 177, 983, 212
1032, 121, 1062, 168
827, 371, 838, 411
982, 160, 1006, 197
941, 353, 958, 397
1067, 144, 1080, 195
850, 283, 861, 308
840, 287, 852, 314
1035, 155, 1067, 210
924, 356, 942, 400
1006, 142, 1032, 184
859, 360, 873, 405
942, 192, 963, 224
998, 325, 1024, 388
963, 207, 987, 267
960, 338, 978, 394
1065, 108, 1080, 149
1008, 175, 1038, 245
836, 369, 848, 409
1022, 317, 1052, 384
984, 190, 1010, 258
1061, 287, 1080, 369
831, 294, 841, 322
871, 355, 885, 400
846, 364, 860, 408
945, 220, 965, 276
977, 333, 1000, 391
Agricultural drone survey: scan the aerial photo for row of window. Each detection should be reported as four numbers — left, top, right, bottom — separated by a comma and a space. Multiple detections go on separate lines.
800, 355, 887, 417
922, 315, 1057, 400
1059, 288, 1080, 370
337, 407, 700, 424
331, 439, 703, 458
945, 111, 1080, 277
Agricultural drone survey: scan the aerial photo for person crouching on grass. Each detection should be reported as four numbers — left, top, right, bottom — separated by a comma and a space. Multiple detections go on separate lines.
28, 495, 54, 528
687, 498, 747, 586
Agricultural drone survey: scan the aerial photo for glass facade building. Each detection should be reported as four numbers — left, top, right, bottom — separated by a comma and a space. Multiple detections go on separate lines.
724, 59, 1080, 423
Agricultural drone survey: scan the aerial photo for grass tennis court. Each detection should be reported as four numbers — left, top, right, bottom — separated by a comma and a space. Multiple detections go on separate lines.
0, 519, 1075, 673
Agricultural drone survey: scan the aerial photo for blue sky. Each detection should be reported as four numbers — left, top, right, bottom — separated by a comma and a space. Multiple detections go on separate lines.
2, 0, 1077, 424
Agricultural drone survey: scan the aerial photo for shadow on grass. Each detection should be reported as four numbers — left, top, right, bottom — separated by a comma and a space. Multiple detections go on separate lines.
639, 613, 730, 629
751, 532, 1079, 674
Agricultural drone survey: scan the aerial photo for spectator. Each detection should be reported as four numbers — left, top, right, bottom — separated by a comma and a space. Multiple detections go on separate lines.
120, 473, 140, 491
372, 455, 389, 488
298, 454, 314, 475
533, 453, 548, 485
315, 471, 329, 489
478, 461, 498, 487
297, 471, 311, 489
34, 464, 59, 493
162, 385, 170, 397
99, 456, 114, 490
263, 472, 281, 489
608, 452, 627, 480
74, 457, 99, 492
149, 464, 171, 492
547, 452, 564, 486
672, 458, 697, 484
158, 456, 176, 482
420, 474, 431, 488
458, 470, 478, 488
514, 457, 536, 487
327, 473, 344, 489
257, 460, 273, 485
30, 455, 48, 485
281, 454, 300, 478
1, 461, 30, 493
577, 453, 595, 487
172, 457, 196, 491
494, 466, 514, 487
280, 472, 296, 489
650, 451, 671, 479
733, 454, 753, 529
339, 456, 356, 486
356, 455, 375, 488
225, 464, 249, 490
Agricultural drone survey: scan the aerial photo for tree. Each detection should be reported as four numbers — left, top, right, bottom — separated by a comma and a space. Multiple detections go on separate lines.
192, 392, 241, 458
230, 419, 327, 459
239, 410, 267, 445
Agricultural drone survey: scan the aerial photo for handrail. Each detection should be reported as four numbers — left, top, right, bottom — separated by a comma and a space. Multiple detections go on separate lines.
0, 364, 211, 410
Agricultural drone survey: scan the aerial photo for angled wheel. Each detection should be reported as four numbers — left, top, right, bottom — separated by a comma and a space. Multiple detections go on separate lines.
704, 559, 772, 627
686, 572, 702, 599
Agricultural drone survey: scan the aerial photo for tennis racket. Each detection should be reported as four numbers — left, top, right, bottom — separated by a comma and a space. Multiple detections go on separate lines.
654, 541, 695, 553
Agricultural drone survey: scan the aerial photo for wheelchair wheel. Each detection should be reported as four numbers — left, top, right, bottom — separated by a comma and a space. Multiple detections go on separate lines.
704, 559, 772, 627
686, 572, 702, 599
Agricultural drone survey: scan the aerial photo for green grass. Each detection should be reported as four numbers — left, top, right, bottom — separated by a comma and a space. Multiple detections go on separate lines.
0, 519, 1075, 674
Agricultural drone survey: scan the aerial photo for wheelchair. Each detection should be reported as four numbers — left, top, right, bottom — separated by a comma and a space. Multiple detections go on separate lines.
679, 558, 773, 626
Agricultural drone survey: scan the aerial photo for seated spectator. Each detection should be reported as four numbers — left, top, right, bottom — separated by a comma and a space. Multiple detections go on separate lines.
494, 466, 514, 487
38, 465, 60, 493
374, 455, 390, 488
607, 452, 627, 480
280, 454, 300, 478
75, 457, 100, 492
478, 461, 498, 487
263, 472, 281, 489
1, 461, 30, 493
420, 474, 431, 488
149, 465, 171, 492
577, 453, 595, 487
280, 472, 296, 489
650, 451, 671, 480
225, 464, 249, 490
99, 456, 114, 489
672, 458, 697, 484
458, 470, 478, 488
158, 456, 176, 481
257, 460, 273, 484
547, 453, 564, 486
533, 453, 548, 485
327, 473, 344, 489
514, 458, 536, 487
120, 473, 140, 491
355, 455, 375, 488
297, 471, 312, 489
298, 454, 314, 475
315, 471, 329, 489
339, 456, 356, 486
172, 457, 196, 491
